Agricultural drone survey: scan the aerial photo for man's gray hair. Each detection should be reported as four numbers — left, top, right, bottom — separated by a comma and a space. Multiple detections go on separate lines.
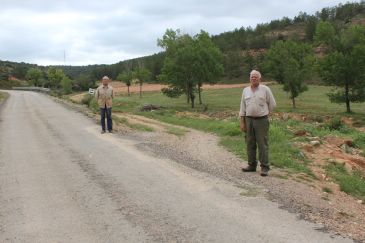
102, 76, 110, 80
250, 70, 261, 79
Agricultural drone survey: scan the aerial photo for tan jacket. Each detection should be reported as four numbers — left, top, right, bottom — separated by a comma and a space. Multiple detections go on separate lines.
95, 85, 114, 108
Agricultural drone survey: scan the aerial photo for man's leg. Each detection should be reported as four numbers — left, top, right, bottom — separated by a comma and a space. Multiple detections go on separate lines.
245, 117, 257, 168
254, 118, 270, 172
106, 108, 113, 132
100, 108, 106, 132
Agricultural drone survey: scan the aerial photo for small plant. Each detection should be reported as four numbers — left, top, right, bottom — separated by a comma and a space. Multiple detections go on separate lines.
322, 187, 333, 194
81, 94, 94, 106
325, 163, 365, 201
325, 117, 343, 131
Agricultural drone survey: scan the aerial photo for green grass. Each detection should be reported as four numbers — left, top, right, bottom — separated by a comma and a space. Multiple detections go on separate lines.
325, 163, 365, 201
0, 91, 9, 102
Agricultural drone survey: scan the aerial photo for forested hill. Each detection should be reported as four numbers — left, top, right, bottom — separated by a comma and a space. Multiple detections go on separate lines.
1, 1, 364, 85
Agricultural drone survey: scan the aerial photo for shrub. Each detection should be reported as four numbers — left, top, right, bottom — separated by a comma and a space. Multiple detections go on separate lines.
81, 94, 94, 106
325, 117, 343, 131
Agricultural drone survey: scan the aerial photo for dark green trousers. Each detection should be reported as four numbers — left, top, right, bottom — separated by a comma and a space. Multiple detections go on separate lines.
245, 116, 270, 169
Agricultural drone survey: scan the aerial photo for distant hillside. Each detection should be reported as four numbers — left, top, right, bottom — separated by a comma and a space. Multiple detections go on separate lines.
1, 1, 364, 86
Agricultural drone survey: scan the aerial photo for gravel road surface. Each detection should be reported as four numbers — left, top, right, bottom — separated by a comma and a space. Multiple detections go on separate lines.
0, 91, 352, 242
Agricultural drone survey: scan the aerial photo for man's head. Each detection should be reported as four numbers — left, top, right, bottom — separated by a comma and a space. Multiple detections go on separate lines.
102, 76, 110, 86
250, 70, 261, 88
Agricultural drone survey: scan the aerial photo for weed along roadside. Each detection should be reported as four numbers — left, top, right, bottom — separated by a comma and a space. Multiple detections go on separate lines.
65, 83, 365, 241
0, 91, 10, 110
0, 91, 9, 104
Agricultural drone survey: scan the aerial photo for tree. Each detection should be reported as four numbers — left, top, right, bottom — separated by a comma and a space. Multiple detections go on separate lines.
12, 64, 29, 80
316, 23, 365, 113
265, 40, 314, 108
117, 71, 133, 96
25, 68, 43, 86
74, 74, 95, 91
47, 67, 65, 89
158, 29, 223, 108
132, 68, 151, 98
60, 76, 73, 94
194, 31, 224, 104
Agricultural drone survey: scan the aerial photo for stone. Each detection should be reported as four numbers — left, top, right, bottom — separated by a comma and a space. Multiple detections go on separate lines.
294, 130, 307, 136
310, 140, 321, 147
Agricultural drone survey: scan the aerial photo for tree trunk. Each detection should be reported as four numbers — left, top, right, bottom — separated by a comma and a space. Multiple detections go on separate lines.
292, 97, 296, 109
190, 92, 195, 108
198, 84, 202, 105
127, 85, 130, 96
139, 83, 142, 98
186, 83, 190, 103
345, 82, 351, 113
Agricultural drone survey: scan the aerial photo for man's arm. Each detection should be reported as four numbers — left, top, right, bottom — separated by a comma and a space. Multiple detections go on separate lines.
267, 87, 276, 114
240, 116, 246, 133
95, 87, 99, 100
239, 90, 246, 132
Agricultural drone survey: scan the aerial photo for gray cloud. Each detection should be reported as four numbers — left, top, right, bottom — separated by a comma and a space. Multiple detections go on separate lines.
0, 0, 348, 65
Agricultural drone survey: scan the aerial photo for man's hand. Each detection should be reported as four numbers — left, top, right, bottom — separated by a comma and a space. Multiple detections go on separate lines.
240, 117, 246, 133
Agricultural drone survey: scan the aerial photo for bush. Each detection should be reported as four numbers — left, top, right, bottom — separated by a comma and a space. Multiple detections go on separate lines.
81, 94, 94, 106
81, 94, 99, 113
325, 117, 343, 131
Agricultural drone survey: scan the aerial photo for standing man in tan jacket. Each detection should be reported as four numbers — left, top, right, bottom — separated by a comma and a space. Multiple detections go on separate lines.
95, 76, 114, 133
239, 70, 276, 176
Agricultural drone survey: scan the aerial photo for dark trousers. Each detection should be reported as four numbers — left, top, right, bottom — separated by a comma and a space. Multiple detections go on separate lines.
245, 116, 270, 169
100, 106, 112, 131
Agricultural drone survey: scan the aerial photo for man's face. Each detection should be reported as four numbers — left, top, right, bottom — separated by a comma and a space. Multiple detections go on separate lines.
250, 74, 260, 87
102, 78, 109, 86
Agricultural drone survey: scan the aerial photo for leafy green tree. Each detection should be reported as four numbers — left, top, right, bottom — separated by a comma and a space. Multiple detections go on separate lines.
158, 29, 223, 108
47, 67, 65, 89
11, 64, 29, 80
25, 68, 43, 86
132, 68, 151, 98
316, 23, 365, 113
314, 21, 336, 46
194, 31, 224, 104
265, 40, 314, 108
60, 76, 73, 94
117, 71, 133, 96
74, 74, 95, 91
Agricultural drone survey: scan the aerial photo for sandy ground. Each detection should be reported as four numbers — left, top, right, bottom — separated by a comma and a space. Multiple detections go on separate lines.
0, 90, 354, 242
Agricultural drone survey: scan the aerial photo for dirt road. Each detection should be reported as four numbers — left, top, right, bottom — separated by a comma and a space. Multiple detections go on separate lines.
0, 91, 352, 242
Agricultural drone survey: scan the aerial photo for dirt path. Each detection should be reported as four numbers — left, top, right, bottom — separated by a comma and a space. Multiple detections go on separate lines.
0, 91, 353, 242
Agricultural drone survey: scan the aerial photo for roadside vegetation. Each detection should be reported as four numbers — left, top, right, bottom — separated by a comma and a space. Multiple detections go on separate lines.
96, 84, 364, 200
0, 91, 9, 102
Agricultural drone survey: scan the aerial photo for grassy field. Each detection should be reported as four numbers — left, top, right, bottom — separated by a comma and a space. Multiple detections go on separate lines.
112, 85, 365, 116
78, 84, 365, 199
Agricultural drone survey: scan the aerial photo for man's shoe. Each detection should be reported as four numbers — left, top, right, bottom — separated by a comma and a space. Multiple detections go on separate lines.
242, 165, 256, 172
260, 167, 269, 177
101, 130, 106, 134
108, 130, 113, 133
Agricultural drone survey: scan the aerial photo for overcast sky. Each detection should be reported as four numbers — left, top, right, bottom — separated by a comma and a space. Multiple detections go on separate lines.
0, 0, 352, 66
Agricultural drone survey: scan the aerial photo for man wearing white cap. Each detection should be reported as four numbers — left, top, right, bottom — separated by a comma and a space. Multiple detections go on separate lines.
95, 76, 114, 133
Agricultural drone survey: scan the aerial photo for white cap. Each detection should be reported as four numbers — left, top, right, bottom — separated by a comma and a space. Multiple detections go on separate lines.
102, 76, 110, 80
